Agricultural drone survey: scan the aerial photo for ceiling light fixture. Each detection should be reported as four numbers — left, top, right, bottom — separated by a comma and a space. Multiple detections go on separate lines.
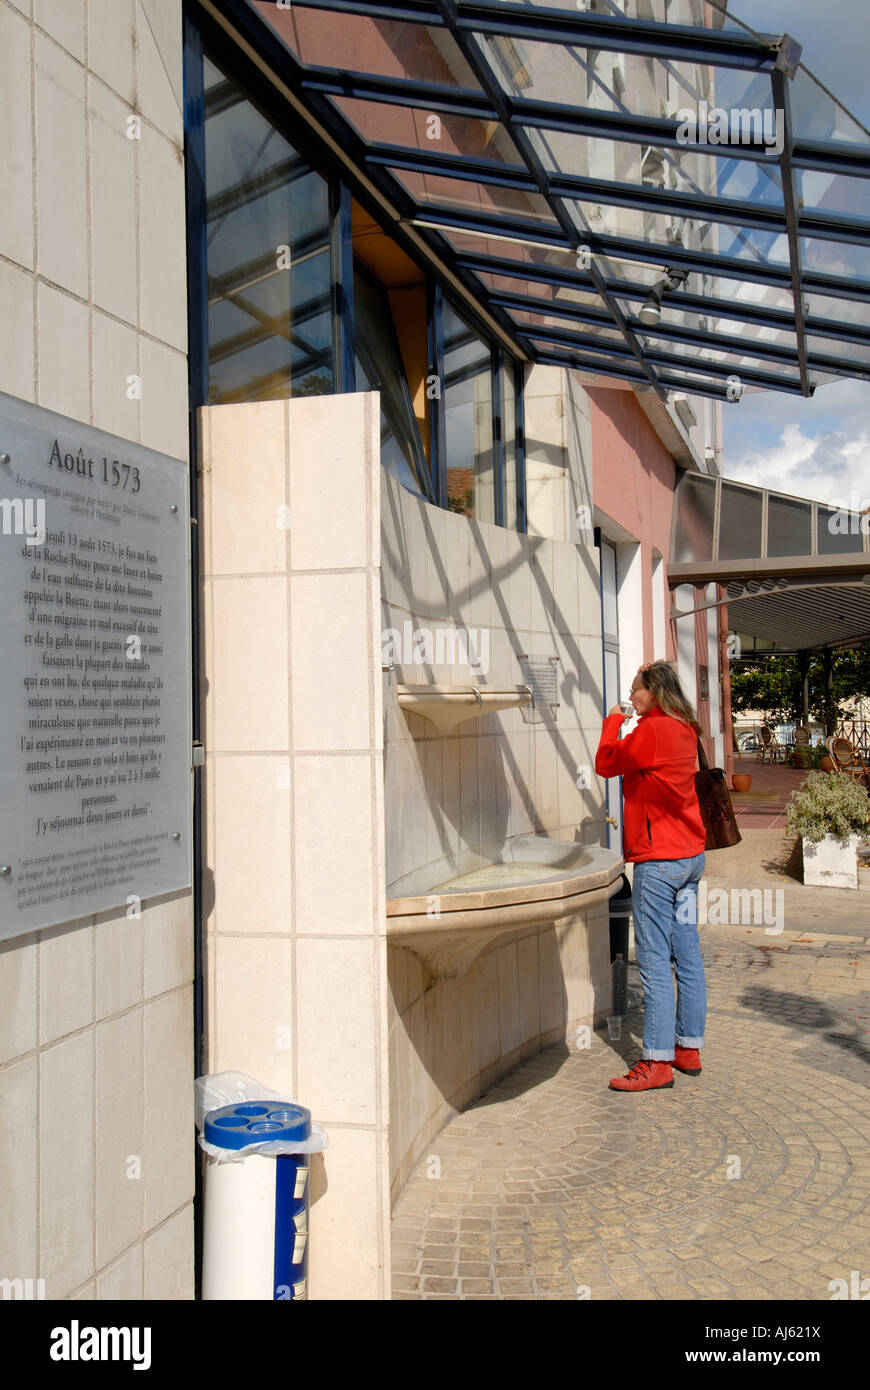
638, 267, 689, 327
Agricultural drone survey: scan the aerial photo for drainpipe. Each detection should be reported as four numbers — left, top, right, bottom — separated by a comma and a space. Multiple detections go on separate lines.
717, 584, 734, 782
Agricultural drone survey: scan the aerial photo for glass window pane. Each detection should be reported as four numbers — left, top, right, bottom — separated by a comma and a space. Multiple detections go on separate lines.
806, 337, 870, 369
527, 128, 784, 209
817, 507, 865, 555
766, 495, 812, 558
443, 300, 495, 522
802, 237, 868, 284
807, 294, 870, 330
332, 96, 522, 171
797, 169, 870, 220
482, 33, 773, 118
354, 271, 429, 500
718, 482, 762, 561
390, 166, 558, 226
789, 65, 870, 147
204, 53, 334, 402
502, 365, 517, 529
601, 543, 618, 643
511, 311, 625, 344
672, 473, 716, 564
636, 332, 796, 378
251, 4, 480, 89
493, 0, 759, 37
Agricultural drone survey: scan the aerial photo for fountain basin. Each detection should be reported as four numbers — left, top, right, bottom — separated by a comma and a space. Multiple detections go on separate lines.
387, 835, 624, 977
396, 683, 532, 736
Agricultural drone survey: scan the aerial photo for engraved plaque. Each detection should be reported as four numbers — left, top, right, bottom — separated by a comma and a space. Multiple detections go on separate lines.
519, 655, 560, 707
0, 391, 192, 941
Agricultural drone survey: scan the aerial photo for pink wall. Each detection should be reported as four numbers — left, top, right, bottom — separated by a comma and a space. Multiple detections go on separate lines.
589, 385, 725, 766
588, 386, 677, 662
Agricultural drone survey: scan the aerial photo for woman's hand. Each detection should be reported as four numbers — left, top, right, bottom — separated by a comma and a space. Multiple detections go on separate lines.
608, 703, 630, 719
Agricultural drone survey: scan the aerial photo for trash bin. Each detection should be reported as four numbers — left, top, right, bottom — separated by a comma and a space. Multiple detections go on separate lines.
609, 872, 632, 964
198, 1076, 327, 1302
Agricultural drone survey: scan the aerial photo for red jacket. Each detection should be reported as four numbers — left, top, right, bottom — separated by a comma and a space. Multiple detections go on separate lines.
595, 706, 706, 863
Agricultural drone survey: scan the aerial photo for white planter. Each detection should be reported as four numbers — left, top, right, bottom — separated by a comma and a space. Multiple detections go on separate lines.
802, 833, 860, 889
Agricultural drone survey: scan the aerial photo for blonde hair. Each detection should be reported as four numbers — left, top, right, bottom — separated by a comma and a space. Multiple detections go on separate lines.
641, 661, 703, 737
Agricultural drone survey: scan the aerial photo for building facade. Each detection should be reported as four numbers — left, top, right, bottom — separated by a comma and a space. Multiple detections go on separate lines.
2, 0, 866, 1300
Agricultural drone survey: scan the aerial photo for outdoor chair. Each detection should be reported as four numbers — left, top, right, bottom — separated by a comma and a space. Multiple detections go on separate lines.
792, 724, 811, 768
828, 735, 870, 788
757, 725, 788, 765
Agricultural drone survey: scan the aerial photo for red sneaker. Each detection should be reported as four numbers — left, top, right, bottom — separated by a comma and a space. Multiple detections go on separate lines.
608, 1059, 674, 1092
673, 1046, 702, 1076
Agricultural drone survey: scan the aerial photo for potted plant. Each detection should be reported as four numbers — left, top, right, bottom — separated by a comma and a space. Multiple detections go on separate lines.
786, 772, 870, 889
793, 743, 827, 771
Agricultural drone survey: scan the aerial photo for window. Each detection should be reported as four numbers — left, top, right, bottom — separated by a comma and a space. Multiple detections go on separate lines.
202, 52, 334, 403
354, 268, 432, 501
186, 29, 525, 526
435, 294, 523, 528
442, 300, 495, 520
501, 361, 519, 530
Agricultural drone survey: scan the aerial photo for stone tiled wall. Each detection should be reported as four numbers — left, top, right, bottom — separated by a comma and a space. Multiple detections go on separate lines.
0, 0, 193, 1298
382, 364, 614, 1199
198, 394, 391, 1300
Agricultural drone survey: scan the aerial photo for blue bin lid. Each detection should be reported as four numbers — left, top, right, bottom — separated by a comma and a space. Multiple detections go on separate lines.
204, 1101, 312, 1151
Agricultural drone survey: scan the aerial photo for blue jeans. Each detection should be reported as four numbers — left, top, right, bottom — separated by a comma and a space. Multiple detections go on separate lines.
632, 853, 706, 1061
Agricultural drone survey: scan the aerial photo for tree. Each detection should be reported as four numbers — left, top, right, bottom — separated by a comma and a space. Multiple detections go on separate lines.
729, 643, 870, 726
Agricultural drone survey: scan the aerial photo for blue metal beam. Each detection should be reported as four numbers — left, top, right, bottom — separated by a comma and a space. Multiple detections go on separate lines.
370, 142, 870, 245
772, 69, 810, 394
298, 67, 870, 179
488, 291, 801, 365
430, 0, 666, 397
525, 323, 809, 391
534, 349, 807, 400
283, 0, 790, 72
452, 248, 870, 313
421, 203, 870, 302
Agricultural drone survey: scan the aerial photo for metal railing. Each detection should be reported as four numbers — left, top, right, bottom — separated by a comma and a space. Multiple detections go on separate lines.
834, 718, 870, 755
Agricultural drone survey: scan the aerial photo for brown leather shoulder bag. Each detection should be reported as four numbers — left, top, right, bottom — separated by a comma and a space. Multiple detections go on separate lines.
695, 738, 742, 850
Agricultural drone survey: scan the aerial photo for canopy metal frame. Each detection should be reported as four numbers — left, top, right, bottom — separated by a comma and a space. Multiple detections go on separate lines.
207, 0, 870, 402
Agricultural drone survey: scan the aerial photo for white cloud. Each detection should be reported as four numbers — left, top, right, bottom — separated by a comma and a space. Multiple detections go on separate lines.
723, 376, 870, 506
723, 420, 870, 508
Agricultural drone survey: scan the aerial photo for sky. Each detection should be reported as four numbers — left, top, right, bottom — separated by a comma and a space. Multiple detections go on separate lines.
716, 0, 870, 509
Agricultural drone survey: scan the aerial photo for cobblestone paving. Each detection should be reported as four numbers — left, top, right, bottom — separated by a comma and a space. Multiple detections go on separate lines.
391, 922, 870, 1300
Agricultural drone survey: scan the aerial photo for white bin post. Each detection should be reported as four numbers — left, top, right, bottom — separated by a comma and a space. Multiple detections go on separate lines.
202, 1102, 312, 1300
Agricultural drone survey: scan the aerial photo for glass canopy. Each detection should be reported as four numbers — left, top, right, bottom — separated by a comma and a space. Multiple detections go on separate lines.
669, 470, 870, 651
235, 0, 870, 402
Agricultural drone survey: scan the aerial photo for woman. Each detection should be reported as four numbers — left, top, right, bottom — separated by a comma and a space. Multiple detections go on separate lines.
595, 661, 707, 1092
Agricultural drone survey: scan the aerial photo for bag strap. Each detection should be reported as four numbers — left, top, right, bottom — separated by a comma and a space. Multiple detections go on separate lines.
696, 737, 710, 771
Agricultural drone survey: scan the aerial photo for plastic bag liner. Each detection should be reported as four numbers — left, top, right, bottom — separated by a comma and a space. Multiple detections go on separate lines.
196, 1071, 329, 1163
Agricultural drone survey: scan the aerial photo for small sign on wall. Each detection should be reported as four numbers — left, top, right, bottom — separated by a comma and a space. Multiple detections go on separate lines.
0, 391, 192, 941
519, 654, 560, 722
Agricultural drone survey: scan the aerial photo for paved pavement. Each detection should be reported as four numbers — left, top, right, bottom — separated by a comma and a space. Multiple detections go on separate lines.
391, 830, 870, 1300
730, 756, 810, 832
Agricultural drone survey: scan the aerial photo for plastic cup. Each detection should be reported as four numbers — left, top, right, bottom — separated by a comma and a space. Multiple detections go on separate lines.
607, 1016, 622, 1040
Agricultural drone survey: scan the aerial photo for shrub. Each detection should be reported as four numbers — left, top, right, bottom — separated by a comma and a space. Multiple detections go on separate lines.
786, 771, 870, 845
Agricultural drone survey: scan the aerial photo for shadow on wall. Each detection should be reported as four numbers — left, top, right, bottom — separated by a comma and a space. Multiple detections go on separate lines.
386, 927, 578, 1198
381, 479, 609, 900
